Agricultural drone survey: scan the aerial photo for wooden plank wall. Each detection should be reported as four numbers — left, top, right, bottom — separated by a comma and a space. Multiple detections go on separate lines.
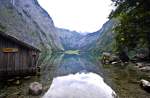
0, 35, 38, 78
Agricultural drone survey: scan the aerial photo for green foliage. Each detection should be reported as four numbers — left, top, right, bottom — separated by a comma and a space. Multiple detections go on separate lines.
64, 50, 80, 55
110, 0, 150, 54
0, 23, 6, 32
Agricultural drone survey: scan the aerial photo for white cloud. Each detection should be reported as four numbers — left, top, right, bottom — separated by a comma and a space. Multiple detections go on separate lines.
37, 0, 113, 33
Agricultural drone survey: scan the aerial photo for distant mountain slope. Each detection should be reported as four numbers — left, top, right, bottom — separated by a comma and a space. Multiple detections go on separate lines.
56, 28, 84, 50
0, 0, 64, 51
92, 19, 118, 53
75, 31, 101, 51
56, 19, 115, 51
56, 28, 101, 51
73, 19, 117, 52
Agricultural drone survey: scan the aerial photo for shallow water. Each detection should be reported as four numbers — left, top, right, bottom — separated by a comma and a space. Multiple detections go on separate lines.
0, 53, 150, 98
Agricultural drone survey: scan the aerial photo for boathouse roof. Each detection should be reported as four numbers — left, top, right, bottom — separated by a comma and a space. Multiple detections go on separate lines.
0, 32, 41, 52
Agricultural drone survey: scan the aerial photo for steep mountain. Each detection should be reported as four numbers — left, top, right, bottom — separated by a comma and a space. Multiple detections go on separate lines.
69, 19, 117, 52
60, 19, 117, 52
56, 28, 84, 50
56, 28, 101, 51
0, 0, 64, 51
92, 19, 118, 54
0, 0, 117, 53
75, 31, 101, 51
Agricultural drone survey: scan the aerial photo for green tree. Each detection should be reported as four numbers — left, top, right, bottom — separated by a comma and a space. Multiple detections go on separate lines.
110, 0, 150, 57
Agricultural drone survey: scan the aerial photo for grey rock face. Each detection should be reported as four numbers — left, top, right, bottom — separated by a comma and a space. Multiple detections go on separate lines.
57, 28, 100, 51
0, 0, 117, 52
75, 31, 100, 51
56, 28, 84, 50
0, 0, 64, 51
92, 19, 118, 53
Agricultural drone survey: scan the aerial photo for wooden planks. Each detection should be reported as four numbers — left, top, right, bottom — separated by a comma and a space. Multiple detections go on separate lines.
0, 35, 40, 78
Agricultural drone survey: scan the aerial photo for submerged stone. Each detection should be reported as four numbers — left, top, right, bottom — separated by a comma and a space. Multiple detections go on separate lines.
29, 82, 43, 96
14, 80, 21, 85
140, 66, 150, 72
140, 79, 150, 93
24, 76, 31, 80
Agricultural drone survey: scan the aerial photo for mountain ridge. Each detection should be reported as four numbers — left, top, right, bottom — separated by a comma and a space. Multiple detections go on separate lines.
0, 0, 64, 52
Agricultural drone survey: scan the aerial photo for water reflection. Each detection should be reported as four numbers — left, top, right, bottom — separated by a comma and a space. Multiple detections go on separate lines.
40, 53, 150, 98
43, 72, 116, 98
1, 53, 149, 98
40, 53, 118, 98
40, 53, 102, 85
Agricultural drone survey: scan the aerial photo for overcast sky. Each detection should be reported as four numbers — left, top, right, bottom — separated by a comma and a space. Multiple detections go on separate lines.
37, 0, 113, 33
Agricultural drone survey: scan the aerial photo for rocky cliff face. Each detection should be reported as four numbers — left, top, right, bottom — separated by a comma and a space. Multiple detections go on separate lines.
57, 28, 101, 51
56, 20, 116, 52
0, 0, 117, 53
56, 28, 84, 50
0, 0, 64, 51
75, 31, 100, 51
92, 19, 117, 53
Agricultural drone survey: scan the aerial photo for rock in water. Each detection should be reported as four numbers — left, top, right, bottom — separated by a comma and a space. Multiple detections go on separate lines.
136, 63, 145, 68
111, 62, 118, 65
43, 72, 117, 98
29, 82, 43, 96
140, 79, 150, 93
140, 66, 150, 72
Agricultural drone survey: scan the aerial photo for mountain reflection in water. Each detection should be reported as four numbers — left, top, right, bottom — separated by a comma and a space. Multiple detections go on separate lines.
40, 53, 116, 98
40, 53, 103, 83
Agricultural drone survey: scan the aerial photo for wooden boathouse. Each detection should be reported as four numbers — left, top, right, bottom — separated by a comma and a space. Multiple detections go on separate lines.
0, 32, 40, 79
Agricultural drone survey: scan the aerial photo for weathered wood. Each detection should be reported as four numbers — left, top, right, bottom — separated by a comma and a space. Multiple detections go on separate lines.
0, 33, 40, 79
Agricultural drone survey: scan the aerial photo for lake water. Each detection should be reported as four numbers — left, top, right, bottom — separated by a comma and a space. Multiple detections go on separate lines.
0, 53, 150, 98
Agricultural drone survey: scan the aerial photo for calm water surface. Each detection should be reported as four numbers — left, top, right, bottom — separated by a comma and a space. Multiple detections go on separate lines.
0, 53, 150, 98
